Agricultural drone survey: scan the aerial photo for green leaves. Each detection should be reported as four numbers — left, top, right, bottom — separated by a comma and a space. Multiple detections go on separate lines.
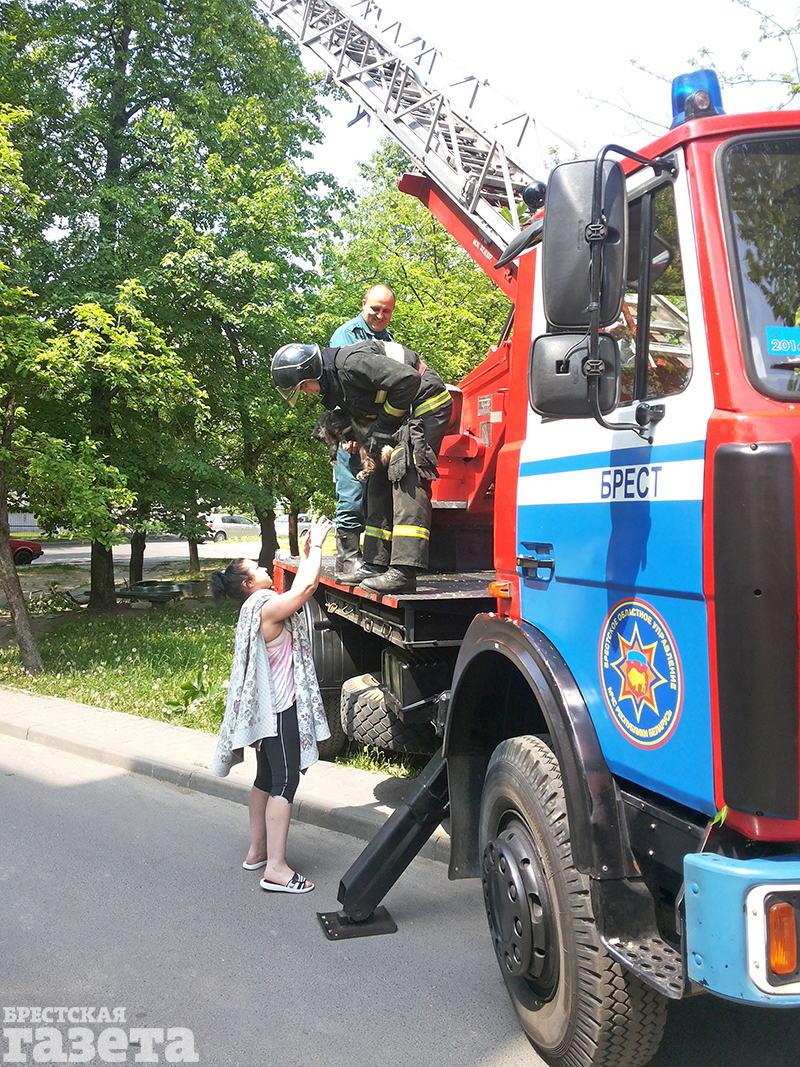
711, 805, 729, 828
318, 140, 511, 385
26, 436, 133, 546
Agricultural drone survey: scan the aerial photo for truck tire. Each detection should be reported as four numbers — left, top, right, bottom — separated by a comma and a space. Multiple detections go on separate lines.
317, 690, 348, 761
479, 736, 667, 1067
340, 673, 436, 755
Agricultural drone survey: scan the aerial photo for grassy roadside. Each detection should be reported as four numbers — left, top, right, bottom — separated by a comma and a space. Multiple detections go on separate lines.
0, 601, 419, 777
0, 603, 236, 732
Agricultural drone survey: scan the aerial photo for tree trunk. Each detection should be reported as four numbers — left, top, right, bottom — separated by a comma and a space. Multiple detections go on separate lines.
288, 509, 300, 558
187, 538, 200, 574
0, 499, 42, 674
89, 541, 116, 611
129, 529, 146, 585
256, 507, 279, 574
0, 392, 42, 671
89, 20, 131, 610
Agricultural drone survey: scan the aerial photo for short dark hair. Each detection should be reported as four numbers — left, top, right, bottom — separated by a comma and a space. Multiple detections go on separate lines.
210, 558, 251, 603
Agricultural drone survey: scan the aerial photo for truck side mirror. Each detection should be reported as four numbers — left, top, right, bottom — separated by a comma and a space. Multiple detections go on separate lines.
542, 159, 627, 330
529, 333, 621, 418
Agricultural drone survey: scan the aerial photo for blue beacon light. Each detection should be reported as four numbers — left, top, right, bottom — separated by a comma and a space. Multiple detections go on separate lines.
670, 69, 724, 127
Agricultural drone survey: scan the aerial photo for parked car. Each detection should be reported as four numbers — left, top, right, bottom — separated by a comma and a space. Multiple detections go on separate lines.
274, 512, 312, 540
10, 538, 44, 566
204, 513, 261, 542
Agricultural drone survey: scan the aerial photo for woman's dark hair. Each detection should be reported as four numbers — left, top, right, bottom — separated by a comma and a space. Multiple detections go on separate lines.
210, 558, 251, 603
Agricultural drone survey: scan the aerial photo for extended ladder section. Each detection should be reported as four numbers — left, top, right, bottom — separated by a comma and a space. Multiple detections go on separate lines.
260, 0, 565, 254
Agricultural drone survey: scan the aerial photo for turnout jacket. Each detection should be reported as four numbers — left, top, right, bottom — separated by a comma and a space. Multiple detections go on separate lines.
320, 340, 448, 441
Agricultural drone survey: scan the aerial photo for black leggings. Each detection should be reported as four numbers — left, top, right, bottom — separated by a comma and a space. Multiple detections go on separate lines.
253, 703, 301, 803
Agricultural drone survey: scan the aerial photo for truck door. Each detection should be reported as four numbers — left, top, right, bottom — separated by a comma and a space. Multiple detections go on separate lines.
517, 157, 715, 814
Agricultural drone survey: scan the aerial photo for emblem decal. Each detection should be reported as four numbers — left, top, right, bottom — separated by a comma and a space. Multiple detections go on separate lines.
598, 599, 683, 748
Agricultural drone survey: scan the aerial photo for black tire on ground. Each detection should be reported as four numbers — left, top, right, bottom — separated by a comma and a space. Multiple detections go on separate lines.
213, 531, 226, 542
317, 690, 349, 760
479, 736, 667, 1067
13, 549, 34, 566
340, 673, 436, 754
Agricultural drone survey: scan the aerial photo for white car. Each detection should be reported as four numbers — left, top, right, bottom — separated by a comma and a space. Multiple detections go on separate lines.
205, 513, 260, 542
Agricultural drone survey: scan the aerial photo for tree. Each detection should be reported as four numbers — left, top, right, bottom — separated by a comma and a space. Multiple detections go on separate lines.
156, 105, 345, 568
0, 105, 41, 671
692, 1, 800, 106
0, 105, 134, 662
317, 141, 512, 385
2, 0, 341, 589
34, 280, 204, 607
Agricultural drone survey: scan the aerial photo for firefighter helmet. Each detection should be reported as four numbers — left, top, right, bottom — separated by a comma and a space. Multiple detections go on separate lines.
271, 343, 323, 406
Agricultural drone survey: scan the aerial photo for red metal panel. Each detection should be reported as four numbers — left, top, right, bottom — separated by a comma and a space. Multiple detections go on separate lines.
688, 129, 800, 840
398, 174, 518, 301
492, 244, 537, 620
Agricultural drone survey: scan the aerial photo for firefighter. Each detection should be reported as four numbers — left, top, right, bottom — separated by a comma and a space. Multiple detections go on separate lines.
328, 285, 397, 583
271, 339, 452, 594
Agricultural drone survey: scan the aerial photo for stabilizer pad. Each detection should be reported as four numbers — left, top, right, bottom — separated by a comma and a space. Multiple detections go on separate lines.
317, 906, 398, 940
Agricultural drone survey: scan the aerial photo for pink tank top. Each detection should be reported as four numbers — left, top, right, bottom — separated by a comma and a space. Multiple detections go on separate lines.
265, 625, 296, 713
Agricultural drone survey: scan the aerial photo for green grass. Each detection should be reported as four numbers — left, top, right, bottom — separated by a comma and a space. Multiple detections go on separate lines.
0, 603, 424, 777
0, 603, 237, 732
335, 744, 427, 778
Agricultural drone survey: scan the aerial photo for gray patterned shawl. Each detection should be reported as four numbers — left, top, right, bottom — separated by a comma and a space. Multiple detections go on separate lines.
210, 589, 331, 777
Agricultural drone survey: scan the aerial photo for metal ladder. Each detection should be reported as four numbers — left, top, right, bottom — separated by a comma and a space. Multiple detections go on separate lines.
259, 0, 572, 253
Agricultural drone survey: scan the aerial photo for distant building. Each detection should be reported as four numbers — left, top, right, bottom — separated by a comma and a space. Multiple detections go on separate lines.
9, 512, 41, 534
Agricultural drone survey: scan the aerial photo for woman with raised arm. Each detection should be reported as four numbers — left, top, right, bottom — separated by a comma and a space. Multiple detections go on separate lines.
209, 517, 332, 895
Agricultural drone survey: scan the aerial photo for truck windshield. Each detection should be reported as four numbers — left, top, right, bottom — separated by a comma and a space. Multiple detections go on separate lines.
722, 134, 800, 399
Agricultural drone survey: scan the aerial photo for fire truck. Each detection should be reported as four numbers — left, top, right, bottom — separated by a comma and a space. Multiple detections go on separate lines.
265, 3, 800, 1064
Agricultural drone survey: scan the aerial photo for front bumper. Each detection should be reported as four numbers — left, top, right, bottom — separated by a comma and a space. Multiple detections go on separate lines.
685, 852, 800, 1004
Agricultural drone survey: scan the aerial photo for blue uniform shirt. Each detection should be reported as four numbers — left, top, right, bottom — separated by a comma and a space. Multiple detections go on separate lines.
329, 314, 393, 348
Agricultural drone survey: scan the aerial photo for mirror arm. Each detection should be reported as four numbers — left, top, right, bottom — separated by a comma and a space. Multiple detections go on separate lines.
585, 369, 651, 441
596, 144, 677, 179
583, 143, 675, 444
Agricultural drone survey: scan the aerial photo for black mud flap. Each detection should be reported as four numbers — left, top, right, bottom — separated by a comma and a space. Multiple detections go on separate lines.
317, 749, 449, 940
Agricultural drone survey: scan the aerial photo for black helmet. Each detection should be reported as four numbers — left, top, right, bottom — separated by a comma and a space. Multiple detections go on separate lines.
271, 343, 323, 406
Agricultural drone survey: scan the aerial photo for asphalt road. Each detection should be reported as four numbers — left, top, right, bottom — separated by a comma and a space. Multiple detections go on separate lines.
29, 539, 266, 569
0, 737, 531, 1067
3, 738, 800, 1067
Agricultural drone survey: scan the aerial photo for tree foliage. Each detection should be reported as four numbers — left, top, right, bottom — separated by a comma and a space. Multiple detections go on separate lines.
0, 0, 344, 599
317, 141, 511, 384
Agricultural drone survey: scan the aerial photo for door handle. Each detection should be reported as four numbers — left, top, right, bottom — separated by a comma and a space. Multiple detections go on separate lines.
517, 543, 555, 580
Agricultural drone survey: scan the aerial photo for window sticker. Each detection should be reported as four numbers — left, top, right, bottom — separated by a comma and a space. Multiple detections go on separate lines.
765, 326, 800, 357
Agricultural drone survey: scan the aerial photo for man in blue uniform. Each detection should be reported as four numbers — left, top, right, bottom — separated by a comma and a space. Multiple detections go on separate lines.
327, 285, 396, 582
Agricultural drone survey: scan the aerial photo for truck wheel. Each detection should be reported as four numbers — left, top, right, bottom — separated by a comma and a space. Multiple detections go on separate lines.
340, 673, 436, 754
479, 736, 667, 1067
317, 691, 348, 761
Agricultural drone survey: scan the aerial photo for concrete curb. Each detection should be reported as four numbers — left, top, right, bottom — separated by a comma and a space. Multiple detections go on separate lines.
0, 688, 450, 864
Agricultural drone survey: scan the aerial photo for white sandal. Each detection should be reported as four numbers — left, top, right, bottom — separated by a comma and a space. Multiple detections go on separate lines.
242, 858, 268, 871
260, 871, 315, 894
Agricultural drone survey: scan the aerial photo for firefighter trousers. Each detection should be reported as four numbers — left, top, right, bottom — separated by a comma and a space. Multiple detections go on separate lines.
362, 401, 451, 571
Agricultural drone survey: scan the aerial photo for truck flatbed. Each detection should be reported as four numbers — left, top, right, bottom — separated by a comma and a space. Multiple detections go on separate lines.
276, 557, 495, 648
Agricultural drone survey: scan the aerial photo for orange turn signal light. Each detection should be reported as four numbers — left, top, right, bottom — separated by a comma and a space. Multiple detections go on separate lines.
487, 580, 512, 599
768, 901, 798, 976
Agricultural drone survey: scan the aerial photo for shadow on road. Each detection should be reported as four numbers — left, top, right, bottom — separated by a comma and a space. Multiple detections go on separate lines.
652, 992, 800, 1066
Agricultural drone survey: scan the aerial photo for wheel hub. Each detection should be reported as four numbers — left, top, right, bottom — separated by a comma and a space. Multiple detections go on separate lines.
482, 817, 558, 998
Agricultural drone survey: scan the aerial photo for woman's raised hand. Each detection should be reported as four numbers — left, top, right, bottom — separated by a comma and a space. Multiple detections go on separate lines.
304, 516, 332, 556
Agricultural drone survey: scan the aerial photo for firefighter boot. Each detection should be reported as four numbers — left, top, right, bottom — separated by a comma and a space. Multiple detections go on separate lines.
349, 560, 386, 584
360, 565, 417, 595
334, 529, 363, 584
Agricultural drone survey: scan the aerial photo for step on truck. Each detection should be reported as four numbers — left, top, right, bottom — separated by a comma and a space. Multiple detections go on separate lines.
266, 5, 800, 1063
